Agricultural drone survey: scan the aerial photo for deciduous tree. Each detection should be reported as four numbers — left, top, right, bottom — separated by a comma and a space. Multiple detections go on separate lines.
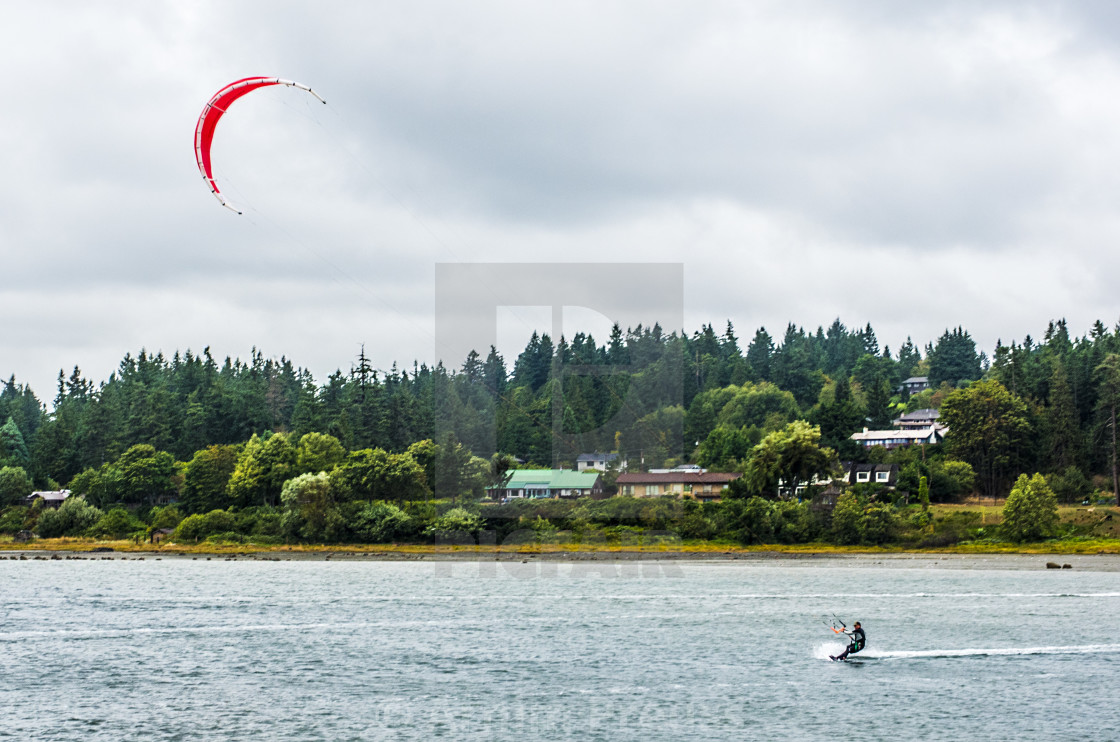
744, 421, 837, 499
939, 380, 1031, 498
1002, 473, 1058, 542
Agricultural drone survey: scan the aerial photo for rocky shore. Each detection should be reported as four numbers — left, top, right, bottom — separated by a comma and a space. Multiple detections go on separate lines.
3, 548, 1119, 571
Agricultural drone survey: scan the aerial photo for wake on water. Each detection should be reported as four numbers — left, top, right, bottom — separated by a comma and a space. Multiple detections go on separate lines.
815, 641, 1120, 661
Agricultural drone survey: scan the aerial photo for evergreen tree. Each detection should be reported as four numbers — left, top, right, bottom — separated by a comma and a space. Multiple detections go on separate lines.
0, 416, 29, 467
1095, 354, 1120, 497
897, 337, 921, 381
1045, 361, 1082, 471
721, 321, 749, 386
813, 376, 863, 458
0, 466, 32, 507
927, 327, 982, 387
746, 327, 774, 382
864, 378, 893, 429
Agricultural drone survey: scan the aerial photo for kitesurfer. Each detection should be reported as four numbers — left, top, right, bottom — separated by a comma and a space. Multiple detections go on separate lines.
831, 621, 865, 661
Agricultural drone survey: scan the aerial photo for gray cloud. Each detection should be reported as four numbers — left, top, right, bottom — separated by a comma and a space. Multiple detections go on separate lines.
4, 1, 1120, 398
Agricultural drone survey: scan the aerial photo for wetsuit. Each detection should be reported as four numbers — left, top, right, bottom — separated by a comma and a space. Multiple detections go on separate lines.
834, 626, 866, 660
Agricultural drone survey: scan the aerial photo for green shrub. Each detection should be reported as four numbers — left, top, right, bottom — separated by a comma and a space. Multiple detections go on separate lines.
677, 510, 719, 540
173, 509, 238, 542
740, 497, 775, 543
0, 506, 28, 534
1002, 473, 1058, 542
149, 506, 184, 530
350, 501, 414, 543
88, 508, 143, 539
251, 511, 284, 539
424, 507, 484, 540
36, 497, 103, 538
773, 500, 814, 543
529, 515, 558, 537
0, 466, 32, 507
908, 509, 932, 529
1046, 466, 1092, 504
858, 503, 897, 545
831, 493, 862, 545
936, 461, 975, 501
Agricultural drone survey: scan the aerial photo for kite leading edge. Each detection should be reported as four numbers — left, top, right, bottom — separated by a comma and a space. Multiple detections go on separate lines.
194, 77, 326, 214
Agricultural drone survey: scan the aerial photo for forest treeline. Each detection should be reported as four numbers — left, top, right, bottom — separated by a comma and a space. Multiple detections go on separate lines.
2, 316, 1120, 521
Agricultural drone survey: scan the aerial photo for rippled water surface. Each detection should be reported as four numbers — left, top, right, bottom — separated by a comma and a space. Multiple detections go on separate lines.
3, 555, 1119, 741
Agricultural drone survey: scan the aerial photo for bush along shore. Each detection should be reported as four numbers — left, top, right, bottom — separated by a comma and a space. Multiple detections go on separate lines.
3, 494, 1119, 555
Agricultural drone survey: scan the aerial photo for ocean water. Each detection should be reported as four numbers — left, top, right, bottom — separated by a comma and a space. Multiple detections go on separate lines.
2, 554, 1119, 741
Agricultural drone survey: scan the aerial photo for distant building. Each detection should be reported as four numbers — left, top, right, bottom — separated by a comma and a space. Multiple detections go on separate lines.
849, 426, 945, 449
899, 376, 931, 396
151, 528, 175, 544
648, 464, 705, 474
576, 452, 624, 472
842, 462, 899, 488
892, 408, 942, 430
25, 490, 70, 509
616, 471, 740, 502
489, 470, 603, 500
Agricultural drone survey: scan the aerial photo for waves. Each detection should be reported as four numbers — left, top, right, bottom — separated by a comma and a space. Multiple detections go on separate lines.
0, 621, 376, 643
816, 642, 1120, 661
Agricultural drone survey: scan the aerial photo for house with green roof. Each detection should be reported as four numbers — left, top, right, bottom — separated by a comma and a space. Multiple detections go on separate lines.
489, 469, 603, 500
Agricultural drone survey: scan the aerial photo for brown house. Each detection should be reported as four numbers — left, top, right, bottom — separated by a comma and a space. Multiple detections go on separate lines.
616, 472, 741, 502
25, 490, 70, 509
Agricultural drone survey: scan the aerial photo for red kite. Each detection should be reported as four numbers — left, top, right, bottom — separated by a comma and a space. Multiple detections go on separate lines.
194, 77, 325, 213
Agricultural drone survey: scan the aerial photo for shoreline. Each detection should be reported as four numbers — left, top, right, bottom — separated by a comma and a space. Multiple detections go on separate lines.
3, 546, 1120, 570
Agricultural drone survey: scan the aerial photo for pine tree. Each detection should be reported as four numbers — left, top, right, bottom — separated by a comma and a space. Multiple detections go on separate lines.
1045, 361, 1081, 471
897, 337, 921, 381
813, 376, 864, 458
864, 378, 892, 429
927, 327, 982, 387
746, 328, 774, 382
1095, 354, 1120, 497
0, 416, 29, 467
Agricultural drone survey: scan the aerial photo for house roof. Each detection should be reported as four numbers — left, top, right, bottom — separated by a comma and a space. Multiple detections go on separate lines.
616, 472, 741, 484
576, 452, 618, 463
850, 426, 942, 442
494, 469, 602, 489
902, 376, 929, 384
895, 408, 940, 421
29, 490, 70, 502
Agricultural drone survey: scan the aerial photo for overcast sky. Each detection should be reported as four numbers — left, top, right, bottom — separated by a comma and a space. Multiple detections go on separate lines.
5, 1, 1120, 399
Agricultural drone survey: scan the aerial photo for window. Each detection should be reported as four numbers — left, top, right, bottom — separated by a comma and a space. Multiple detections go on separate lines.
647, 484, 660, 495
856, 471, 870, 483
683, 483, 692, 493
876, 471, 890, 483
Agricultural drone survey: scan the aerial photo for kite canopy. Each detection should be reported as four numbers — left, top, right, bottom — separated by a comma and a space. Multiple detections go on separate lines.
194, 77, 325, 213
